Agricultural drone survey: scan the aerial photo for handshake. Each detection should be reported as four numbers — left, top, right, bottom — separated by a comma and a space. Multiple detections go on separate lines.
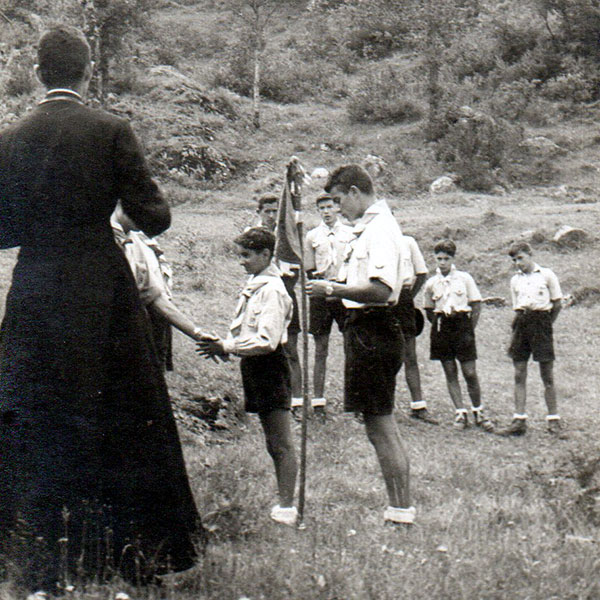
195, 332, 229, 363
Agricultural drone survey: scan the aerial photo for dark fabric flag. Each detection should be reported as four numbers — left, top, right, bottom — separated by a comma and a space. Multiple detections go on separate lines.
274, 171, 302, 265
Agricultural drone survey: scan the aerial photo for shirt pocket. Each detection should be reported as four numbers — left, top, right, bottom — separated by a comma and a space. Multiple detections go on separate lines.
247, 306, 262, 329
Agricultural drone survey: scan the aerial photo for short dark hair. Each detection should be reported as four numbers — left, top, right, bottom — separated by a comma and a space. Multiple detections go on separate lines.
234, 227, 275, 256
257, 194, 279, 212
37, 26, 91, 88
434, 239, 457, 257
508, 241, 532, 257
315, 192, 337, 206
324, 164, 374, 196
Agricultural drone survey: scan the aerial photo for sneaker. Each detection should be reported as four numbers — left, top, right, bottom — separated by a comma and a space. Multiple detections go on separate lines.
454, 411, 469, 430
291, 407, 303, 422
472, 410, 494, 432
497, 418, 527, 437
270, 504, 297, 527
383, 505, 416, 525
409, 408, 439, 425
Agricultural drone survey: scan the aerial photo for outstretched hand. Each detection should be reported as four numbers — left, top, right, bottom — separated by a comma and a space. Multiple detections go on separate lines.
196, 334, 229, 363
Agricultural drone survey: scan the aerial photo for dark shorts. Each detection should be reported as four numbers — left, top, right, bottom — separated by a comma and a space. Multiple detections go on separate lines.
430, 312, 477, 362
240, 345, 291, 414
508, 310, 554, 362
393, 287, 417, 338
308, 296, 346, 336
343, 309, 404, 415
282, 272, 301, 335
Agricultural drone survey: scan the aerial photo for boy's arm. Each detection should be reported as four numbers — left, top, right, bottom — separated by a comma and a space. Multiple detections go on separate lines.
469, 300, 482, 328
223, 287, 290, 356
550, 298, 562, 323
411, 273, 427, 298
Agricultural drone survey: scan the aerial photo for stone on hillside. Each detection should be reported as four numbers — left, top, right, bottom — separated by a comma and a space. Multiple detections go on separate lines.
519, 229, 547, 244
490, 185, 506, 195
311, 167, 329, 182
518, 136, 563, 157
364, 154, 386, 177
430, 176, 456, 195
553, 225, 588, 248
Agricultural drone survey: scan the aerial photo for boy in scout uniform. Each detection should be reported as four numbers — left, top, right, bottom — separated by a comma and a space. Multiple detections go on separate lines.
498, 242, 563, 436
304, 192, 353, 417
423, 240, 494, 431
306, 164, 415, 525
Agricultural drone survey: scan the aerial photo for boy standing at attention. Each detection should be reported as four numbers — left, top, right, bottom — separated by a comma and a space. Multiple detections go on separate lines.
423, 240, 494, 431
498, 241, 563, 436
304, 192, 353, 418
197, 227, 298, 526
306, 165, 415, 525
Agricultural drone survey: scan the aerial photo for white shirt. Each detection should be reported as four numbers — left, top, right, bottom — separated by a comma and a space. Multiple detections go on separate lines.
222, 263, 293, 356
339, 200, 408, 309
423, 265, 482, 314
304, 219, 353, 280
510, 263, 562, 311
400, 235, 428, 287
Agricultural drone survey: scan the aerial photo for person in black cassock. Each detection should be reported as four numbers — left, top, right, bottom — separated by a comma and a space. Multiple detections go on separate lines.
0, 26, 204, 590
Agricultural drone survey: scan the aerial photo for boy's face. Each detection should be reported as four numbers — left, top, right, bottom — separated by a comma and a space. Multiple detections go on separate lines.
435, 251, 454, 275
236, 244, 271, 275
258, 202, 278, 231
511, 251, 534, 273
317, 199, 340, 227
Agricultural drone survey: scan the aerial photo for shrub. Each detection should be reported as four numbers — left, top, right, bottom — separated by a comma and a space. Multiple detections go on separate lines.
5, 61, 35, 97
436, 107, 523, 191
347, 65, 424, 124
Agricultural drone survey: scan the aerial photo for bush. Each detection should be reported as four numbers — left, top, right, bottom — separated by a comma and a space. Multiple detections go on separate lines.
436, 107, 523, 191
5, 61, 35, 97
347, 65, 424, 124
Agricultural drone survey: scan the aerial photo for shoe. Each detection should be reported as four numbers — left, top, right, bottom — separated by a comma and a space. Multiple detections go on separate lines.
547, 419, 562, 434
313, 406, 327, 420
472, 410, 494, 432
454, 411, 469, 430
384, 505, 416, 525
291, 407, 303, 422
409, 408, 439, 425
353, 412, 365, 425
497, 418, 527, 436
270, 504, 297, 527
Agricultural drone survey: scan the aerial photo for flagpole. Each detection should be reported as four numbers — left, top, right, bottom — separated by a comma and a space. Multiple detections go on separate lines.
286, 157, 310, 529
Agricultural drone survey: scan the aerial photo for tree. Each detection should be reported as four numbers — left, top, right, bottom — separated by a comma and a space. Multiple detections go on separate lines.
227, 0, 278, 129
80, 0, 151, 103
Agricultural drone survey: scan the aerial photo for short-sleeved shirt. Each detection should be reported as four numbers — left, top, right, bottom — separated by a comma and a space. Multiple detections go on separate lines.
423, 265, 482, 314
338, 199, 407, 309
304, 219, 353, 280
510, 263, 562, 311
400, 235, 428, 288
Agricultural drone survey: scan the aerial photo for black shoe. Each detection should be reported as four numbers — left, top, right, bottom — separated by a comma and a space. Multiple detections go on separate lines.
409, 408, 439, 425
291, 407, 303, 422
497, 418, 527, 436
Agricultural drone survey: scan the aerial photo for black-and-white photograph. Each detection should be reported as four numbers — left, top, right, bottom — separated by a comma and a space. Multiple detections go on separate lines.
1, 1, 599, 598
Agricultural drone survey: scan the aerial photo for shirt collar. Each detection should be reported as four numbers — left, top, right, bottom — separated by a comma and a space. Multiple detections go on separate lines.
242, 262, 282, 296
351, 199, 390, 236
39, 88, 84, 105
436, 264, 456, 278
518, 263, 542, 275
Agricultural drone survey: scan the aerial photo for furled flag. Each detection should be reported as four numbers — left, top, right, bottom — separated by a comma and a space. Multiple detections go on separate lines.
274, 159, 304, 265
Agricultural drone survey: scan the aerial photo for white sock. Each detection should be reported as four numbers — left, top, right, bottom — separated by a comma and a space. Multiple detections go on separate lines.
291, 397, 303, 408
311, 397, 326, 407
546, 414, 561, 421
513, 413, 528, 420
410, 401, 427, 410
455, 408, 468, 415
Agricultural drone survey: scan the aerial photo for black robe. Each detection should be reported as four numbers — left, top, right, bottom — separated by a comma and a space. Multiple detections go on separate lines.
0, 94, 203, 587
